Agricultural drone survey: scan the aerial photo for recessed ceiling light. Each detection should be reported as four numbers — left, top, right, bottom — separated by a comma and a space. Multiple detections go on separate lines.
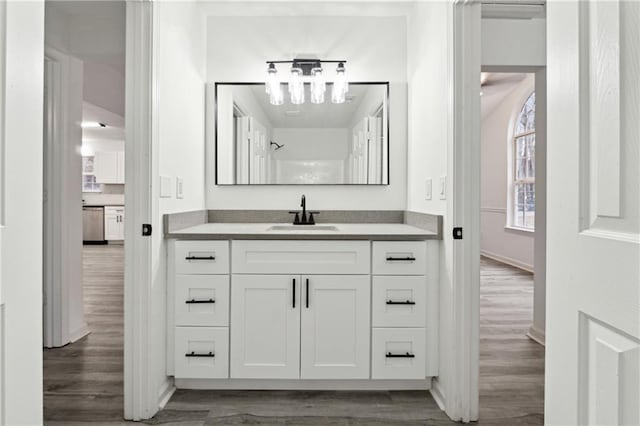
81, 121, 107, 128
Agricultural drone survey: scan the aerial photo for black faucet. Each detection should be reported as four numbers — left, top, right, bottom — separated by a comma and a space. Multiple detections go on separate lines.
289, 194, 318, 225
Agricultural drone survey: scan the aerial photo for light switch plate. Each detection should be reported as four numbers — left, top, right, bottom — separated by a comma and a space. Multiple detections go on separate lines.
425, 178, 432, 200
160, 176, 173, 198
176, 177, 184, 199
439, 176, 447, 200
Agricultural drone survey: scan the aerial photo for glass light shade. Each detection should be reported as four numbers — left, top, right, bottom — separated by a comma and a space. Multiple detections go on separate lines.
265, 64, 279, 95
310, 66, 325, 104
331, 64, 348, 104
289, 66, 304, 104
269, 84, 284, 105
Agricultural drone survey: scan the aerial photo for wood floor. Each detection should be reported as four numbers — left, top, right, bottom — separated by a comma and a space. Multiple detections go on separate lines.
44, 244, 124, 423
43, 248, 544, 425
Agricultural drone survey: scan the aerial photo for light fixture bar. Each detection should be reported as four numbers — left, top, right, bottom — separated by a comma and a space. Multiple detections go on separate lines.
265, 59, 348, 105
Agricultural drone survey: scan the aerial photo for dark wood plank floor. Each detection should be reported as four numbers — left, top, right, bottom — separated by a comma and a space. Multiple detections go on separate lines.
44, 244, 125, 423
43, 248, 544, 425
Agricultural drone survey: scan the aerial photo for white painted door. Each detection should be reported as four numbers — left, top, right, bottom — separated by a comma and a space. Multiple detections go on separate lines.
117, 151, 125, 183
230, 275, 300, 379
300, 275, 370, 379
546, 1, 640, 425
104, 213, 120, 241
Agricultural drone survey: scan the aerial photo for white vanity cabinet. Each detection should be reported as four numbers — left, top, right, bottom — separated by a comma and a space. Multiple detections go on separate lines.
168, 237, 438, 388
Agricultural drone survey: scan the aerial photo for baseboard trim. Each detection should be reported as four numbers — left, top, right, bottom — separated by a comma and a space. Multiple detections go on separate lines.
174, 378, 431, 391
429, 378, 446, 412
527, 325, 545, 346
68, 324, 90, 343
480, 250, 533, 273
158, 377, 176, 410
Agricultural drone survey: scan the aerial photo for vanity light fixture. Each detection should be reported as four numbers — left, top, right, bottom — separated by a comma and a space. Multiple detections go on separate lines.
265, 59, 348, 105
289, 65, 305, 105
265, 62, 284, 105
310, 62, 325, 104
331, 62, 348, 104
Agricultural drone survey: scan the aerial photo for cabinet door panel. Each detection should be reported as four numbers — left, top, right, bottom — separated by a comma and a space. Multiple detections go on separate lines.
94, 151, 119, 183
230, 275, 300, 379
301, 275, 370, 379
104, 214, 120, 240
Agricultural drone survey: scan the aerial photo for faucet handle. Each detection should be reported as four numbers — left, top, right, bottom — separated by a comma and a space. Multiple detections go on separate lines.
308, 212, 319, 225
288, 211, 301, 224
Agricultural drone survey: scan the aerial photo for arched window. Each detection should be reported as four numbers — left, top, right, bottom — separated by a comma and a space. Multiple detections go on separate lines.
511, 92, 535, 229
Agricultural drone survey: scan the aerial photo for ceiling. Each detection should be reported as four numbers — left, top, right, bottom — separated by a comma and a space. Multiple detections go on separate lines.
247, 84, 385, 128
82, 102, 125, 143
481, 73, 528, 118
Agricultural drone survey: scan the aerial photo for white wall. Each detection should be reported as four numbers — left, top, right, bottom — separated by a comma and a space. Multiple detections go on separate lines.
480, 74, 535, 271
406, 0, 452, 408
206, 14, 407, 209
272, 128, 349, 161
482, 18, 546, 68
151, 0, 207, 404
0, 1, 45, 423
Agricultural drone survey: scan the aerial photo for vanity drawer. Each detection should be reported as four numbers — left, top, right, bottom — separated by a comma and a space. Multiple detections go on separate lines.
372, 276, 426, 327
232, 240, 370, 274
174, 326, 229, 379
175, 275, 229, 326
372, 241, 427, 275
372, 328, 426, 380
175, 241, 229, 274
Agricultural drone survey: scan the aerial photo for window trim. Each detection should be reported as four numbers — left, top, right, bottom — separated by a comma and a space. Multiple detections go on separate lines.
506, 90, 536, 231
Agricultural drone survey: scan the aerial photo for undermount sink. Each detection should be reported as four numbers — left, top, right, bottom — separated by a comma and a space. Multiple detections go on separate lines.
267, 225, 339, 232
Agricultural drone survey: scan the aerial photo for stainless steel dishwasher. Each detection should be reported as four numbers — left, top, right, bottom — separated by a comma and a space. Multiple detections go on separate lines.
82, 206, 105, 243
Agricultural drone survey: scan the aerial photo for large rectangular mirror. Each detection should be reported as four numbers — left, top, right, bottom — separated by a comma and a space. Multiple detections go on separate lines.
215, 82, 389, 185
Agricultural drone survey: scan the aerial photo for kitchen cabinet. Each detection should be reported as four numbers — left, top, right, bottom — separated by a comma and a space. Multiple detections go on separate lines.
104, 206, 124, 240
94, 151, 125, 184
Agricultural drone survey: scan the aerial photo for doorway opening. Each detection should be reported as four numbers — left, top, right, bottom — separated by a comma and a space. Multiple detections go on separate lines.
42, 1, 126, 422
478, 70, 546, 422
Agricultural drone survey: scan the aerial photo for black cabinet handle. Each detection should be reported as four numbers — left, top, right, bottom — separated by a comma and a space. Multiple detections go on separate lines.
185, 351, 215, 358
386, 300, 416, 305
386, 352, 415, 358
386, 256, 416, 262
306, 278, 309, 308
185, 256, 215, 261
292, 278, 296, 309
185, 299, 215, 304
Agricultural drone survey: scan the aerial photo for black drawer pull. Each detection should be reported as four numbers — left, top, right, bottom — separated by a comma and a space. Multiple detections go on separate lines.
386, 352, 415, 358
386, 300, 416, 305
386, 256, 416, 262
185, 351, 215, 358
185, 256, 216, 260
185, 299, 215, 304
292, 278, 296, 309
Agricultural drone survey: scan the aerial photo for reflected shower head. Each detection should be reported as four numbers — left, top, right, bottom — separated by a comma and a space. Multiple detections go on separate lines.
270, 141, 285, 151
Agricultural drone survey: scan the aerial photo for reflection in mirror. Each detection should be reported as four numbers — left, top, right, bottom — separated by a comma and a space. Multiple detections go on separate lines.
215, 82, 389, 185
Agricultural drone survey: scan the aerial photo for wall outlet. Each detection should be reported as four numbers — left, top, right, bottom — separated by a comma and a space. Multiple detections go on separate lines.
439, 176, 447, 200
176, 177, 184, 199
425, 178, 432, 200
160, 176, 173, 198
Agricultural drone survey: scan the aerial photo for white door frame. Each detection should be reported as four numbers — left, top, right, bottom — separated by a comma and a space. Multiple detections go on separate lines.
124, 0, 156, 420
446, 0, 481, 422
43, 46, 88, 348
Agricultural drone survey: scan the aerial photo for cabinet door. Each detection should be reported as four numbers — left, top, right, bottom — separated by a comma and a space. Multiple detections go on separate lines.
104, 214, 120, 240
230, 275, 300, 379
94, 151, 119, 183
300, 275, 370, 379
117, 209, 125, 239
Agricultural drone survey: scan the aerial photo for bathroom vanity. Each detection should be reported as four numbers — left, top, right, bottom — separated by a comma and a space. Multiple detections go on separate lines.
165, 216, 441, 390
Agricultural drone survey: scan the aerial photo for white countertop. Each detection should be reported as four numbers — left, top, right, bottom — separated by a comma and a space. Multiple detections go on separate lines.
166, 222, 439, 240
